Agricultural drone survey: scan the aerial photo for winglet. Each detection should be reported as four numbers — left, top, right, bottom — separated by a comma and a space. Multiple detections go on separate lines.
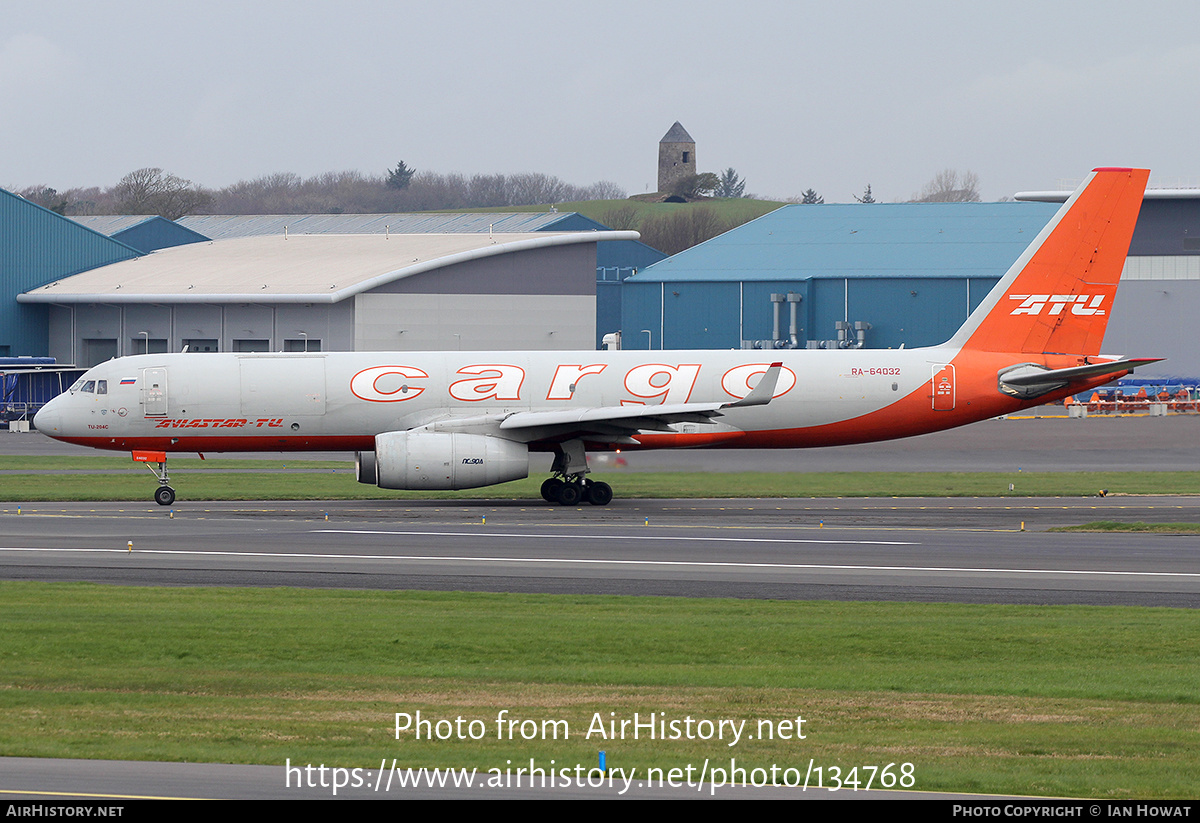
724, 362, 783, 408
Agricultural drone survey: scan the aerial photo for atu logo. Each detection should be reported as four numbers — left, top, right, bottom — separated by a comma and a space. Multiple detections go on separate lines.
1008, 294, 1106, 316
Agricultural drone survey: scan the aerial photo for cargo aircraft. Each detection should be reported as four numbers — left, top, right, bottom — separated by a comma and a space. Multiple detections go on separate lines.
35, 168, 1159, 506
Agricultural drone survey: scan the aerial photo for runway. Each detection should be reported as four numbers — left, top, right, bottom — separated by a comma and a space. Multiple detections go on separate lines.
2, 497, 1198, 606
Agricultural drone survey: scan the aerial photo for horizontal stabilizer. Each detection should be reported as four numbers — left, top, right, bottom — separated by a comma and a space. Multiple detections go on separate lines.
999, 357, 1163, 398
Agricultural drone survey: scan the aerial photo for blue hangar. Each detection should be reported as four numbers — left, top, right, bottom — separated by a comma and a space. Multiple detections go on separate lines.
620, 201, 1061, 352
617, 195, 1196, 380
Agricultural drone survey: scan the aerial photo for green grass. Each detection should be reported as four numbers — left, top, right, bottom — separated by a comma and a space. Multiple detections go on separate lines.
2, 466, 1200, 501
0, 455, 344, 471
1050, 521, 1200, 533
1, 583, 1198, 798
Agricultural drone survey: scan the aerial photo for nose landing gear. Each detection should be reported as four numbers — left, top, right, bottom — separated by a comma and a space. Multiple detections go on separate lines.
133, 450, 176, 506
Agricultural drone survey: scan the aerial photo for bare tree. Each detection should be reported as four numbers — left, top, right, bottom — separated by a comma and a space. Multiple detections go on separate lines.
211, 172, 303, 213
112, 168, 162, 213
506, 172, 570, 206
35, 166, 628, 217
59, 186, 110, 215
578, 180, 626, 201
388, 171, 624, 210
401, 171, 470, 210
213, 169, 404, 213
638, 207, 733, 255
912, 169, 981, 202
596, 203, 641, 231
113, 168, 212, 219
16, 186, 69, 214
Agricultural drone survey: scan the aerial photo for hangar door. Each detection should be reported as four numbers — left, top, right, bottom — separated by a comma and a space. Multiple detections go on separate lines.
239, 357, 327, 417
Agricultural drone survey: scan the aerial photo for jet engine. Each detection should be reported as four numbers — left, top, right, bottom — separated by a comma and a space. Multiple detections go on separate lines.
363, 431, 529, 490
355, 450, 377, 485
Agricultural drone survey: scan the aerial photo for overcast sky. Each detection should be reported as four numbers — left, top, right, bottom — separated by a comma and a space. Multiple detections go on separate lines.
4, 1, 1200, 203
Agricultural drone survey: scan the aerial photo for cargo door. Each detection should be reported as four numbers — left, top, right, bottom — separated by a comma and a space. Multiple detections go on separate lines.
240, 357, 326, 417
932, 364, 955, 411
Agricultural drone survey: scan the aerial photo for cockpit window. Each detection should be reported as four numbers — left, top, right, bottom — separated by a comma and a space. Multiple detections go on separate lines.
97, 380, 107, 395
69, 379, 85, 392
81, 381, 95, 393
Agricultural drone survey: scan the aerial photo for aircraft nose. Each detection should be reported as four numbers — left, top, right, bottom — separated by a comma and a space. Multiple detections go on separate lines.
33, 401, 61, 434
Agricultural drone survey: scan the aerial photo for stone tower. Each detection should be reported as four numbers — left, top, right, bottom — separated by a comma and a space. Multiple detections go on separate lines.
657, 121, 696, 193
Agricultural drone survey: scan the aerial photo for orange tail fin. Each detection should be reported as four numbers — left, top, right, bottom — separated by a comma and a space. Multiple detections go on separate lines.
949, 167, 1148, 355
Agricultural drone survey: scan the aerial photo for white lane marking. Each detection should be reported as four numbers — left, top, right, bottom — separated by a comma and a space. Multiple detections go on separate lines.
1, 546, 1198, 578
315, 529, 918, 546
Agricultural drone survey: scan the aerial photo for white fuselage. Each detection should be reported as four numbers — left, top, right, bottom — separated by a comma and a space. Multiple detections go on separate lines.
34, 343, 1056, 454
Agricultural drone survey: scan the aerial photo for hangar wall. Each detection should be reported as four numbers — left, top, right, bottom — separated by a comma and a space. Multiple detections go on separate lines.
1105, 278, 1200, 374
353, 242, 596, 350
0, 189, 140, 357
50, 302, 355, 366
355, 294, 593, 351
623, 275, 1005, 351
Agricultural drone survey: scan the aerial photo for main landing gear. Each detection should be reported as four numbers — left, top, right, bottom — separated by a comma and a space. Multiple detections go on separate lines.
541, 439, 613, 506
133, 450, 176, 506
540, 476, 613, 506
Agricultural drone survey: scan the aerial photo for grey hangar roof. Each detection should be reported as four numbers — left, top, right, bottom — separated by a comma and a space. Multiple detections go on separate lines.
19, 231, 636, 304
175, 211, 605, 239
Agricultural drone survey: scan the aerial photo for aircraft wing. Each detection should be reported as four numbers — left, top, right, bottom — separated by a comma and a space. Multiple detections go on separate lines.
497, 362, 784, 440
500, 401, 726, 431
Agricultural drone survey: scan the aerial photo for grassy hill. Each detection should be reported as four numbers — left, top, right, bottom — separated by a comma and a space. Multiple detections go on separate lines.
435, 197, 785, 226
435, 197, 787, 254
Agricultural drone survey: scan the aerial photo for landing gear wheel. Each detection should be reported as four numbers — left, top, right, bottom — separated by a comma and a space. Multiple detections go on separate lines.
154, 486, 176, 506
585, 481, 613, 506
541, 478, 563, 503
556, 482, 582, 506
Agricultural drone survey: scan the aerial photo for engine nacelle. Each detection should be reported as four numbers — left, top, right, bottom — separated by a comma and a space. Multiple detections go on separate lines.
355, 450, 377, 485
373, 431, 529, 490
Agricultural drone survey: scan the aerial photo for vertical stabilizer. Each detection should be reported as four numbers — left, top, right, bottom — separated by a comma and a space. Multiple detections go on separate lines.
949, 167, 1148, 355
